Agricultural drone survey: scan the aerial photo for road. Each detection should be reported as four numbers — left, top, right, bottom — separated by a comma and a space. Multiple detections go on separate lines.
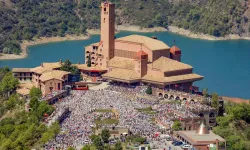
150, 140, 183, 150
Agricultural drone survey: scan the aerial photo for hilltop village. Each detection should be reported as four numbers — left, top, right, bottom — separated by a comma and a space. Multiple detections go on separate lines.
7, 1, 231, 150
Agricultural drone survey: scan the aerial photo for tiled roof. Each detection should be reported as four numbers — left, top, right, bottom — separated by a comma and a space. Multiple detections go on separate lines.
116, 35, 170, 51
142, 73, 203, 84
17, 82, 35, 96
134, 50, 148, 59
175, 130, 225, 145
31, 62, 62, 74
30, 66, 53, 74
16, 88, 30, 96
74, 64, 106, 71
39, 70, 70, 82
108, 57, 135, 70
12, 68, 32, 73
165, 73, 204, 84
102, 68, 140, 82
149, 57, 192, 72
170, 46, 181, 53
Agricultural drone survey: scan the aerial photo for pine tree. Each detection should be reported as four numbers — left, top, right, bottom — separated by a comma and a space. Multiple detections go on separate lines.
87, 53, 91, 67
145, 85, 152, 95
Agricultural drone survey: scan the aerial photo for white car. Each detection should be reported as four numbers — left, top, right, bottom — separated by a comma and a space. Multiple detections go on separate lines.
181, 144, 191, 148
84, 140, 89, 144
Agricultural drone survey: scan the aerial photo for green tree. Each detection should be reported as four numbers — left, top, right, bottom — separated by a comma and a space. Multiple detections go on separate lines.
172, 120, 182, 131
104, 144, 111, 150
90, 134, 99, 141
133, 136, 146, 144
145, 85, 152, 95
101, 129, 110, 143
29, 97, 39, 110
60, 60, 80, 75
60, 59, 72, 72
0, 72, 19, 97
87, 53, 91, 67
36, 101, 54, 120
202, 88, 208, 97
93, 136, 104, 150
114, 141, 123, 150
211, 93, 219, 109
82, 145, 91, 150
67, 147, 75, 150
29, 87, 42, 99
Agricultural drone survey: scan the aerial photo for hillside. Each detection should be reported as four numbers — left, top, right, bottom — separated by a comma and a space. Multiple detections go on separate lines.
0, 0, 250, 54
213, 101, 250, 150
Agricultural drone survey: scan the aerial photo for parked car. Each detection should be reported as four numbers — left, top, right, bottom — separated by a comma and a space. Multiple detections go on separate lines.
174, 142, 183, 146
144, 141, 150, 144
171, 140, 179, 145
181, 144, 191, 148
166, 137, 172, 141
84, 140, 89, 144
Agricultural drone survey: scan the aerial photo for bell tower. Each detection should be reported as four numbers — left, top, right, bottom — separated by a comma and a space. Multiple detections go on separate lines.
100, 1, 115, 68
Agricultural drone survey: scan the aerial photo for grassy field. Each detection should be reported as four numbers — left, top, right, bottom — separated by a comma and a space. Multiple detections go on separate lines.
95, 109, 113, 113
136, 107, 157, 115
95, 119, 119, 125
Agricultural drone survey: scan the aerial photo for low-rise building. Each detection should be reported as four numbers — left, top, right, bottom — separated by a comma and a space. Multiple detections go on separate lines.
174, 123, 226, 150
13, 61, 70, 96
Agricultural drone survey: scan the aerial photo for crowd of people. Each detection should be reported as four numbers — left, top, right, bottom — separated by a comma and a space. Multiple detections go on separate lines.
44, 86, 158, 149
43, 84, 212, 150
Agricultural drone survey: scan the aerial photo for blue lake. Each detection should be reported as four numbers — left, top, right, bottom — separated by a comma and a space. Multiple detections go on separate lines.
1, 31, 250, 99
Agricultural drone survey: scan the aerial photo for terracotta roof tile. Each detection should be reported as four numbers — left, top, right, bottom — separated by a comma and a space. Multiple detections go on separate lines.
108, 57, 135, 70
116, 35, 170, 51
149, 57, 192, 72
39, 70, 70, 82
12, 68, 32, 73
102, 68, 140, 82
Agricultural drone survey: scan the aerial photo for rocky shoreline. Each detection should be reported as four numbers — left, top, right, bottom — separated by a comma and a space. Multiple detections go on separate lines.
1, 25, 250, 60
0, 34, 90, 60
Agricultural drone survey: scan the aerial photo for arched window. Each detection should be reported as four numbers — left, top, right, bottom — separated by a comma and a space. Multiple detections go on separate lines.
199, 113, 204, 117
209, 112, 215, 118
158, 93, 163, 97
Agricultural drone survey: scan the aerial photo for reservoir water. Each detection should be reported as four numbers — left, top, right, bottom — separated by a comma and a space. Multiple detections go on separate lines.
0, 31, 250, 99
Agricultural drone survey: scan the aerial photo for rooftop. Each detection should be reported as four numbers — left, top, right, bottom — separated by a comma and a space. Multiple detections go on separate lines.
170, 45, 181, 54
102, 68, 140, 83
142, 73, 203, 84
16, 88, 30, 96
175, 130, 225, 145
16, 82, 35, 96
108, 57, 135, 70
175, 123, 225, 145
74, 64, 106, 71
116, 35, 170, 51
31, 62, 62, 74
12, 68, 32, 73
39, 70, 70, 82
149, 57, 193, 72
134, 50, 148, 59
